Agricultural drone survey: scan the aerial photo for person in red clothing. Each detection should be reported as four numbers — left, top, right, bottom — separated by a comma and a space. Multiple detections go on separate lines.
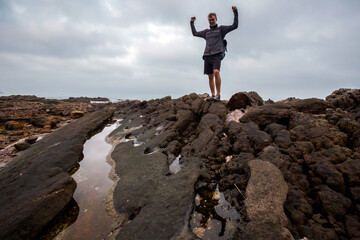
191, 6, 238, 101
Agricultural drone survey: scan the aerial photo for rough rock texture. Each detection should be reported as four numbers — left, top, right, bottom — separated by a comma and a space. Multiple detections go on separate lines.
0, 107, 115, 240
226, 91, 264, 111
106, 89, 359, 240
243, 160, 293, 240
0, 95, 111, 152
0, 88, 359, 240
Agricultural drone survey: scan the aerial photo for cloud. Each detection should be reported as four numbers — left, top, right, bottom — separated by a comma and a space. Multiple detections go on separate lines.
0, 0, 359, 100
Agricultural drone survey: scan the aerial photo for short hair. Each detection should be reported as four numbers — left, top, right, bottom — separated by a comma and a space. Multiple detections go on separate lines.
208, 13, 217, 20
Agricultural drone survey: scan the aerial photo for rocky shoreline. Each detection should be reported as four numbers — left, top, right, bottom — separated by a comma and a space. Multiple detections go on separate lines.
0, 95, 112, 166
0, 89, 359, 239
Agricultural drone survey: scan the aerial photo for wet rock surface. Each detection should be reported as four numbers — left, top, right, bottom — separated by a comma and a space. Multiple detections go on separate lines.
0, 106, 115, 240
0, 88, 359, 240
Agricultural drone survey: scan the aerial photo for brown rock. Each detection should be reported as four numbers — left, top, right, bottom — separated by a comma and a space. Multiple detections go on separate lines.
326, 88, 360, 110
5, 121, 22, 130
350, 187, 360, 202
207, 101, 228, 118
70, 111, 84, 119
172, 109, 194, 133
289, 112, 347, 150
258, 145, 284, 168
298, 222, 338, 240
190, 97, 204, 115
25, 136, 38, 144
31, 115, 48, 128
14, 142, 31, 151
244, 159, 293, 239
316, 185, 352, 219
337, 159, 360, 187
285, 188, 313, 225
345, 215, 360, 238
287, 98, 329, 114
311, 159, 345, 193
227, 91, 264, 111
240, 104, 292, 128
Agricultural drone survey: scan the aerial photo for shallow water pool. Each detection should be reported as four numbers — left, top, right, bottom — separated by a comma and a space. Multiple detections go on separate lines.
54, 121, 119, 240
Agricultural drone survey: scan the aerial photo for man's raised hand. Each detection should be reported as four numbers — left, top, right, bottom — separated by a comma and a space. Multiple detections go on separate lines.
191, 16, 196, 22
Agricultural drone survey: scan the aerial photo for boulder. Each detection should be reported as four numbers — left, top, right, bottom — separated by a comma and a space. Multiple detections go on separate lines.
316, 185, 352, 220
5, 121, 22, 130
244, 159, 293, 239
227, 91, 264, 111
240, 104, 292, 128
258, 145, 284, 168
14, 142, 31, 151
207, 101, 228, 118
310, 159, 345, 193
30, 115, 48, 128
70, 110, 84, 119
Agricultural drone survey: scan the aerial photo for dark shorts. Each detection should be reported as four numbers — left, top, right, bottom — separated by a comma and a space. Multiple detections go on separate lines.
203, 53, 225, 75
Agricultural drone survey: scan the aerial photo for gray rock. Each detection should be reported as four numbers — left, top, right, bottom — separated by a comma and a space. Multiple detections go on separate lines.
258, 145, 284, 168
14, 141, 31, 151
244, 159, 293, 239
112, 142, 203, 240
0, 107, 115, 240
172, 109, 194, 133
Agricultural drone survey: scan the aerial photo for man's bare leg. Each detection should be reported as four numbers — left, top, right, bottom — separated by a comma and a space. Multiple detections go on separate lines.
208, 73, 215, 96
213, 69, 221, 96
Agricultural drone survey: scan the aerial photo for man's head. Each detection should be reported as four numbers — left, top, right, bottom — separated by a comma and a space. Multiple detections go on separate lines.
208, 13, 217, 26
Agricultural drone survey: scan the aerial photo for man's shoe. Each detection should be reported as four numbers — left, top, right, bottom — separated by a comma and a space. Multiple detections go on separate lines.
206, 95, 215, 102
214, 94, 221, 102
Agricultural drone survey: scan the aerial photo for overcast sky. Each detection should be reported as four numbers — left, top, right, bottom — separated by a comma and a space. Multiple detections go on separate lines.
1, 0, 359, 101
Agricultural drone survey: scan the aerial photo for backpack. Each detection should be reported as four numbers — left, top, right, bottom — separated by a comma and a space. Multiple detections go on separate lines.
223, 39, 228, 52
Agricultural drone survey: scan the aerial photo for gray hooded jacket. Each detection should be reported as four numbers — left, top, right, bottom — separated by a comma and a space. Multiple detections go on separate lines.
191, 9, 238, 57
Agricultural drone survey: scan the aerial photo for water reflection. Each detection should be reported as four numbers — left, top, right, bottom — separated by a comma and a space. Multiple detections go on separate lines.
191, 186, 241, 239
54, 121, 118, 240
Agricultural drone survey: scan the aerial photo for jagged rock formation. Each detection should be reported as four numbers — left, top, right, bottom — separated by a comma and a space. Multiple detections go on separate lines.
108, 88, 360, 240
0, 88, 359, 240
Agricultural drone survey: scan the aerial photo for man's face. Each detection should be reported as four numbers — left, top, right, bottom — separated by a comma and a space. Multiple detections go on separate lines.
208, 16, 217, 26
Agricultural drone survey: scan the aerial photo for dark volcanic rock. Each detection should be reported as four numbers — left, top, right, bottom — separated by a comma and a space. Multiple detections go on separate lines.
2, 89, 359, 240
14, 141, 31, 151
109, 100, 205, 239
240, 103, 292, 128
326, 88, 360, 110
316, 185, 352, 220
227, 91, 264, 111
0, 107, 115, 240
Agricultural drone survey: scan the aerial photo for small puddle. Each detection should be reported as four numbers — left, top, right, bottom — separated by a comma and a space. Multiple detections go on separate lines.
53, 121, 119, 240
191, 186, 241, 239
